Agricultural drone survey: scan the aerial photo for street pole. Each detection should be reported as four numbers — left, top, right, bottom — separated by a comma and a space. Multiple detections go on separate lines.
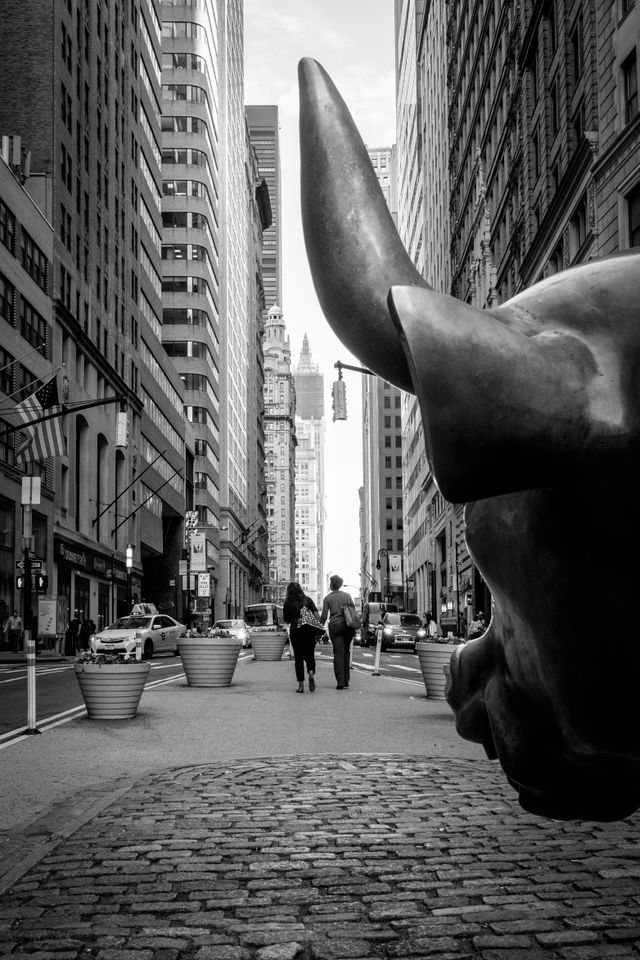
126, 544, 133, 611
21, 476, 40, 735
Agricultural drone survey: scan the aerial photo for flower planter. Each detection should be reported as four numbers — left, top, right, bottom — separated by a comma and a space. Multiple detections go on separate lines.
178, 635, 242, 687
250, 631, 288, 661
415, 641, 458, 700
74, 661, 151, 719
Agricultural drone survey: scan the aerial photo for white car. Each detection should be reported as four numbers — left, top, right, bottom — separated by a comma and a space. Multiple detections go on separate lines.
212, 619, 250, 647
90, 614, 186, 659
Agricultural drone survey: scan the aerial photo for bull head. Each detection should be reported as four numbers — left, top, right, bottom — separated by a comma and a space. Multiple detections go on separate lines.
299, 57, 640, 821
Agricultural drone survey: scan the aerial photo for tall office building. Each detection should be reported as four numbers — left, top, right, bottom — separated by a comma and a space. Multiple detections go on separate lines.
293, 334, 325, 606
161, 0, 266, 622
0, 0, 188, 637
395, 0, 462, 628
360, 146, 405, 608
394, 0, 640, 632
246, 106, 281, 312
263, 304, 296, 601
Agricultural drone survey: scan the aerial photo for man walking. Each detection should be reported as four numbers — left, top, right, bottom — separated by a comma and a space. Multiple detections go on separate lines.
4, 610, 23, 653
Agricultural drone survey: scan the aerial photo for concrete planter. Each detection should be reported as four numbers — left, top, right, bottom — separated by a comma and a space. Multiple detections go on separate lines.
415, 641, 458, 700
178, 636, 242, 687
251, 632, 288, 661
74, 661, 151, 719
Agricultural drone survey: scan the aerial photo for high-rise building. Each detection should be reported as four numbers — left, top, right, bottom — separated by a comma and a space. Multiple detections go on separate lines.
0, 0, 188, 637
161, 0, 266, 623
263, 304, 296, 601
395, 0, 640, 633
395, 0, 461, 627
246, 106, 281, 312
293, 334, 325, 606
360, 146, 405, 608
0, 147, 55, 629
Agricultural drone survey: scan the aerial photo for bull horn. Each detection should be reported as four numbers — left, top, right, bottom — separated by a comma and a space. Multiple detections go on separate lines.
299, 57, 427, 393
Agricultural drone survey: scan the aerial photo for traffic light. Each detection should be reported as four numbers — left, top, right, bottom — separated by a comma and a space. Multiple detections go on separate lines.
36, 574, 48, 592
332, 379, 347, 421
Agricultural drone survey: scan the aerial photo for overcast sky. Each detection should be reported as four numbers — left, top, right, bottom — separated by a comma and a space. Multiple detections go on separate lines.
244, 1, 397, 595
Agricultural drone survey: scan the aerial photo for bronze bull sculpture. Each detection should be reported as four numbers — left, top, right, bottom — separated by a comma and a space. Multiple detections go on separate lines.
299, 57, 640, 822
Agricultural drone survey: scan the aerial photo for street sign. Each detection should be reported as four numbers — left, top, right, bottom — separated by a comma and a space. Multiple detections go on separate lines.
16, 559, 43, 570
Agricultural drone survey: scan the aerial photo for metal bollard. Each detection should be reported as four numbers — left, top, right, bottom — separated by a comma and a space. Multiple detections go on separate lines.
135, 631, 142, 661
373, 628, 382, 676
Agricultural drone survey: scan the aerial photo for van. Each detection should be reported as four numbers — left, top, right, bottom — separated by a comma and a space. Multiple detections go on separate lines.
361, 601, 399, 646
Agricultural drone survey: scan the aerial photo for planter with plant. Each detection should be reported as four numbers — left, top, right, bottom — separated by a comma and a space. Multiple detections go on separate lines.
74, 652, 151, 719
416, 634, 466, 701
249, 624, 288, 661
178, 627, 242, 687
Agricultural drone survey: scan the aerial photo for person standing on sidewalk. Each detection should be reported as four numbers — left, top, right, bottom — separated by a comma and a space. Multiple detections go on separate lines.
4, 610, 23, 653
283, 581, 320, 693
320, 574, 356, 689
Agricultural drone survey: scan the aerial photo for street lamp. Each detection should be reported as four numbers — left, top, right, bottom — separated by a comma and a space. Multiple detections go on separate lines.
126, 544, 133, 610
376, 548, 389, 603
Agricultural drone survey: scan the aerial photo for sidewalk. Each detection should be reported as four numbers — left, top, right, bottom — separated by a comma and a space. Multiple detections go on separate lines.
1, 652, 640, 958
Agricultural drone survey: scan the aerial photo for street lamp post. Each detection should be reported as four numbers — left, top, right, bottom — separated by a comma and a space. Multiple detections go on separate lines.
126, 544, 133, 610
376, 549, 389, 603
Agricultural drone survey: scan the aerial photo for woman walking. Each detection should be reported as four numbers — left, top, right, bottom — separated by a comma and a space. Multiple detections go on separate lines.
320, 574, 356, 689
283, 581, 321, 693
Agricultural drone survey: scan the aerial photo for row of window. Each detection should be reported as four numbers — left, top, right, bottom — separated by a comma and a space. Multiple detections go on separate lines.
0, 273, 50, 357
0, 199, 49, 292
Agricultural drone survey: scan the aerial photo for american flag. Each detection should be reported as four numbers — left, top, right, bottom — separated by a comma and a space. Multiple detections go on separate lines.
15, 374, 66, 462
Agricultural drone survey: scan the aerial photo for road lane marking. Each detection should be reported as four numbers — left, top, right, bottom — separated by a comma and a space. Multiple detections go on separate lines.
0, 669, 188, 746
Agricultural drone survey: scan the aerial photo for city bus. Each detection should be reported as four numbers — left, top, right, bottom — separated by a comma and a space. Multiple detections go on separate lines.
244, 602, 284, 629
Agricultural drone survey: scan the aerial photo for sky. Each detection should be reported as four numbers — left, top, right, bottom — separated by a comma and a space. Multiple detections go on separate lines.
244, 1, 397, 596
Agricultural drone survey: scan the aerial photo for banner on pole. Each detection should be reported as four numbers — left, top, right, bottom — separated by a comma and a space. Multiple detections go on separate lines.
389, 553, 403, 587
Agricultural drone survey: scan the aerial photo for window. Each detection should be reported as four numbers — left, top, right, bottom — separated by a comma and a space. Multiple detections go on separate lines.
628, 182, 640, 247
571, 15, 583, 84
549, 79, 559, 136
21, 233, 49, 291
623, 51, 638, 123
18, 297, 48, 354
532, 128, 540, 181
570, 196, 588, 256
0, 271, 14, 325
0, 199, 15, 253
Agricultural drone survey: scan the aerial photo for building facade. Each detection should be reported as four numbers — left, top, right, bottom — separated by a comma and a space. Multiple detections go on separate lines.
359, 146, 406, 609
293, 334, 325, 606
246, 106, 281, 313
394, 0, 640, 634
0, 0, 188, 642
263, 304, 296, 602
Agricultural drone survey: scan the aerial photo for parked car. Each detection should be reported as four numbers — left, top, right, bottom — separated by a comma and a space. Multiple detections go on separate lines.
90, 613, 186, 659
377, 612, 426, 652
212, 619, 250, 647
361, 602, 399, 646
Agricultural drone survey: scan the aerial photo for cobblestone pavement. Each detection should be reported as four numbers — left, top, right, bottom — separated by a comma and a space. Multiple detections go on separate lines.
2, 754, 640, 959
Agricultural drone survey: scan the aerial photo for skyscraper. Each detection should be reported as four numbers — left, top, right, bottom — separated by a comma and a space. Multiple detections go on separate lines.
263, 304, 296, 601
246, 106, 281, 312
161, 1, 266, 622
293, 335, 325, 606
0, 0, 187, 632
361, 146, 405, 608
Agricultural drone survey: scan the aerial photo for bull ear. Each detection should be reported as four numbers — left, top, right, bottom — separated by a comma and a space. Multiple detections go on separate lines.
299, 57, 427, 393
388, 285, 599, 503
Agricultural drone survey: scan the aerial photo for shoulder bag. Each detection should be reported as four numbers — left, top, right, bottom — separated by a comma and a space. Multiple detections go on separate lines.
343, 604, 362, 630
297, 604, 325, 636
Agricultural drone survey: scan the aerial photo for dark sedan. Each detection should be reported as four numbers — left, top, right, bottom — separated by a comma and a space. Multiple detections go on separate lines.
378, 613, 426, 652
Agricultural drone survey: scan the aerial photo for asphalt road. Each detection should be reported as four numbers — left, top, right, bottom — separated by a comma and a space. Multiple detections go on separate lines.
0, 646, 424, 738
